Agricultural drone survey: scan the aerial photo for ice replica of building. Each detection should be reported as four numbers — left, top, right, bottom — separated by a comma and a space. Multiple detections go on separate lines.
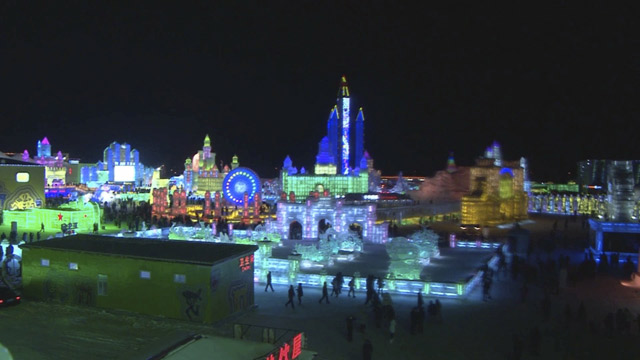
409, 152, 471, 202
267, 191, 388, 243
577, 159, 640, 190
460, 142, 528, 226
280, 76, 371, 198
0, 153, 45, 210
11, 137, 70, 187
589, 160, 640, 254
80, 142, 153, 187
183, 134, 240, 194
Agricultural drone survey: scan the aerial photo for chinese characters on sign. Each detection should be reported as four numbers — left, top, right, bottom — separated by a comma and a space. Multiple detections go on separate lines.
263, 333, 303, 360
239, 254, 254, 272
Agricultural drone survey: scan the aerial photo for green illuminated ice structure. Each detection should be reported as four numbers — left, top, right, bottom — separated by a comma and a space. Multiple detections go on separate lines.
3, 200, 102, 234
386, 229, 440, 280
294, 229, 363, 267
409, 228, 441, 259
168, 223, 215, 241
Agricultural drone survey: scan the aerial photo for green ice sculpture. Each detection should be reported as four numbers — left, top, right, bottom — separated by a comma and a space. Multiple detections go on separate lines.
385, 237, 423, 280
410, 228, 440, 259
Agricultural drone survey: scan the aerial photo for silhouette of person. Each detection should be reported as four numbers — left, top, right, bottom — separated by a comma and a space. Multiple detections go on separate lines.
319, 281, 330, 304
331, 277, 339, 297
296, 283, 304, 305
265, 271, 274, 292
348, 277, 356, 298
285, 285, 295, 309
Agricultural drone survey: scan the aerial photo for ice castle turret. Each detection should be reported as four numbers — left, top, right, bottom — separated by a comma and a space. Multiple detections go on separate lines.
355, 107, 365, 170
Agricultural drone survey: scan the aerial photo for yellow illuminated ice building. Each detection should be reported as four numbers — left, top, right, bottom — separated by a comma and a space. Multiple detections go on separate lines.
461, 142, 528, 226
183, 134, 239, 194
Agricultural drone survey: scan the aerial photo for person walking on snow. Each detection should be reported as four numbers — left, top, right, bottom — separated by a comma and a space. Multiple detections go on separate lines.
296, 283, 304, 305
331, 277, 339, 297
319, 281, 330, 304
265, 271, 274, 292
348, 277, 356, 298
285, 285, 295, 308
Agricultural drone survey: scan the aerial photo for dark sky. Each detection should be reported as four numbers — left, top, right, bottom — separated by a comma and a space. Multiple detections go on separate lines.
1, 2, 638, 181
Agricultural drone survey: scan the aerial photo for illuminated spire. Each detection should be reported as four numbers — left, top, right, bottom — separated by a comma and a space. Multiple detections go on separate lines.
204, 134, 211, 147
231, 154, 239, 169
355, 107, 365, 169
338, 75, 350, 98
447, 152, 457, 173
283, 155, 293, 169
338, 76, 351, 174
327, 106, 340, 166
42, 137, 50, 145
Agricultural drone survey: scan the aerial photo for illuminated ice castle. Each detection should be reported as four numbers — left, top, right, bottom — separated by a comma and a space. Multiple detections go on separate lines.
281, 76, 369, 198
266, 191, 388, 243
183, 134, 239, 194
461, 142, 528, 226
80, 142, 153, 186
19, 137, 68, 187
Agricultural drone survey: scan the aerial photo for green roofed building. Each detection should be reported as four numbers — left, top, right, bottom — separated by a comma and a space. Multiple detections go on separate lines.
20, 235, 258, 324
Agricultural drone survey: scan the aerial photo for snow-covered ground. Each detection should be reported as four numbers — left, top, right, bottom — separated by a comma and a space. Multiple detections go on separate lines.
1, 269, 639, 360
1, 215, 640, 359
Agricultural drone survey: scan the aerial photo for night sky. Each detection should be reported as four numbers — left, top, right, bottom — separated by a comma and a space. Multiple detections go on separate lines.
2, 2, 638, 181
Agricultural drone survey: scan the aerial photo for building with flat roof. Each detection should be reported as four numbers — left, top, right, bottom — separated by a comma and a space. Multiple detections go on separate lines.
21, 235, 258, 324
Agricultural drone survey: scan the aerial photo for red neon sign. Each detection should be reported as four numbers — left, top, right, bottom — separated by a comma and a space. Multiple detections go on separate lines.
264, 333, 303, 360
239, 254, 254, 272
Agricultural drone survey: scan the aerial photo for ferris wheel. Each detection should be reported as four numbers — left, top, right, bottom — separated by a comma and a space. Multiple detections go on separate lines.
222, 167, 261, 206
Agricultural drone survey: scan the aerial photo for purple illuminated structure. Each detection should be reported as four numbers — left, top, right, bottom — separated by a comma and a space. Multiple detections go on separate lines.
326, 75, 365, 175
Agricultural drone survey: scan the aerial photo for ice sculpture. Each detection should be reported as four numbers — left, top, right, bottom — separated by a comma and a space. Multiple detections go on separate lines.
607, 160, 636, 222
385, 237, 422, 280
409, 228, 440, 259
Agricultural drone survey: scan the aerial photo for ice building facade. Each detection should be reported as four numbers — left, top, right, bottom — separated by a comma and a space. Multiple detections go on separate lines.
280, 76, 371, 198
80, 141, 153, 187
266, 191, 388, 243
183, 134, 240, 194
461, 142, 528, 226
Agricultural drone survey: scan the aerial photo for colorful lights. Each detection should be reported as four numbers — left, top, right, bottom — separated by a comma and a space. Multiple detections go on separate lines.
3, 201, 102, 232
222, 167, 261, 206
341, 97, 350, 175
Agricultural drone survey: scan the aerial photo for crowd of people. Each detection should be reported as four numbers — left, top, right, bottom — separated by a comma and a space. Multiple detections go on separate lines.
265, 270, 447, 359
